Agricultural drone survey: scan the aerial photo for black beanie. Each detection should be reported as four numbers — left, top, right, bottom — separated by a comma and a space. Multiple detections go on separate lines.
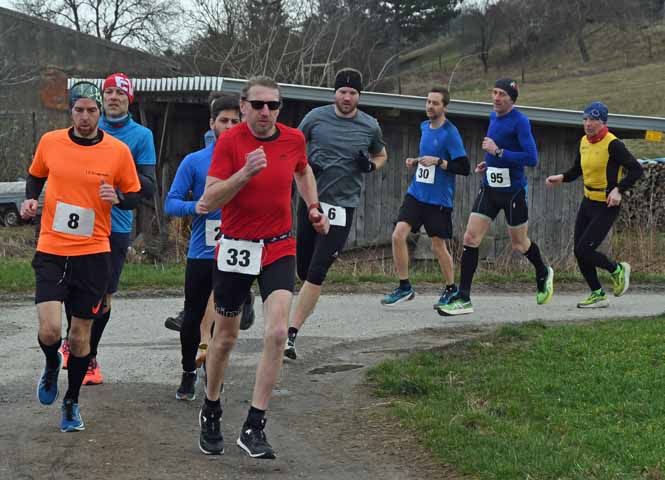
494, 78, 518, 102
334, 69, 362, 94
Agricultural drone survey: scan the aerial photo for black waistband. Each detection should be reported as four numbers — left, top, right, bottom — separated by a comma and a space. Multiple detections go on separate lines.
584, 184, 607, 192
222, 231, 291, 244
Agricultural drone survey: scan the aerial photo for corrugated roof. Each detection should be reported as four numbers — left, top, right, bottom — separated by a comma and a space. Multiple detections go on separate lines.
69, 76, 665, 133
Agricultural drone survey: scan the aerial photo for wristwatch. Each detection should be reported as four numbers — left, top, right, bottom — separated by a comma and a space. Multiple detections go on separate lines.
495, 148, 504, 158
437, 158, 443, 167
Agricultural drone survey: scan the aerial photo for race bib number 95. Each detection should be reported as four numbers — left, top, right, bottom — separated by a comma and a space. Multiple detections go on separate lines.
52, 201, 95, 237
217, 238, 263, 275
486, 167, 511, 188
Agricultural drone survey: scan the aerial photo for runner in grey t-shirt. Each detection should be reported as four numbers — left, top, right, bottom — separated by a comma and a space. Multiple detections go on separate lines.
285, 68, 388, 361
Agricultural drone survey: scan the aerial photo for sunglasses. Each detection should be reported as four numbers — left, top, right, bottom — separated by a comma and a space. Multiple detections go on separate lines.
246, 100, 281, 111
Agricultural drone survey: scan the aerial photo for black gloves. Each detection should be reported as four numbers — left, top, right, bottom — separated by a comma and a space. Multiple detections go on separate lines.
354, 150, 376, 173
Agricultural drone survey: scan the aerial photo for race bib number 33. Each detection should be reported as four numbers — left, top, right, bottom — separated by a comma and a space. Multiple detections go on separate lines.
320, 202, 347, 227
52, 201, 95, 237
486, 167, 511, 188
415, 163, 435, 184
217, 238, 263, 275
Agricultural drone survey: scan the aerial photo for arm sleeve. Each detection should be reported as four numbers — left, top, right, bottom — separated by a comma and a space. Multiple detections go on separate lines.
610, 139, 643, 192
368, 122, 386, 155
297, 112, 314, 141
500, 116, 539, 167
137, 164, 156, 199
294, 131, 308, 173
26, 174, 47, 200
562, 151, 583, 183
164, 157, 197, 217
116, 148, 141, 194
28, 137, 49, 178
446, 156, 470, 176
116, 191, 141, 210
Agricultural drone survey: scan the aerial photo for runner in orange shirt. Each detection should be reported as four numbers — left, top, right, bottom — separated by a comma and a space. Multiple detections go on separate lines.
20, 81, 141, 432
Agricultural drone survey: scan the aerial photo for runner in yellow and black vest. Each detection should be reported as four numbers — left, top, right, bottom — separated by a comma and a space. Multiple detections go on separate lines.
546, 101, 643, 308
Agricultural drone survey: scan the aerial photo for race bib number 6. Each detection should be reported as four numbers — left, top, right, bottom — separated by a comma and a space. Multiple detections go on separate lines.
486, 167, 511, 188
415, 163, 435, 184
217, 238, 263, 275
52, 201, 95, 237
320, 202, 347, 227
205, 219, 222, 247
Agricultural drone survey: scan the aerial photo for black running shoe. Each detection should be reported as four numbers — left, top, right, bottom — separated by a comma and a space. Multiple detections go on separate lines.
284, 335, 297, 360
164, 310, 185, 332
237, 418, 275, 459
239, 291, 256, 331
199, 403, 224, 455
175, 371, 197, 401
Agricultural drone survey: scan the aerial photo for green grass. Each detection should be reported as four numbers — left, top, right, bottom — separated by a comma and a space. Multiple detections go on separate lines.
367, 316, 665, 479
1, 257, 664, 294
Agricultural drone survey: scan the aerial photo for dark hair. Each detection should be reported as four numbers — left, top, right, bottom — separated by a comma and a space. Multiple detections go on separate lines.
429, 87, 450, 106
241, 76, 281, 100
210, 93, 240, 120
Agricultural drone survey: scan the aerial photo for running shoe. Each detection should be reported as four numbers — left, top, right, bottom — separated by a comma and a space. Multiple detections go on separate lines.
60, 399, 85, 432
433, 285, 458, 309
240, 291, 256, 331
610, 262, 630, 297
37, 351, 63, 405
59, 339, 70, 370
536, 266, 555, 305
437, 296, 474, 316
237, 418, 275, 459
164, 310, 185, 332
199, 403, 224, 455
284, 336, 297, 360
176, 371, 197, 401
381, 286, 415, 306
83, 358, 103, 385
577, 290, 609, 308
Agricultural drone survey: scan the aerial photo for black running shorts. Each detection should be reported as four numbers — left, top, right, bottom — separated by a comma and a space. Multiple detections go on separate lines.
396, 194, 453, 239
471, 187, 529, 227
32, 251, 111, 320
213, 255, 295, 316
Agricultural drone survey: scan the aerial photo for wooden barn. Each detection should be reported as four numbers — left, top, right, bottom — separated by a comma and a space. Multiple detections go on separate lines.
69, 77, 665, 262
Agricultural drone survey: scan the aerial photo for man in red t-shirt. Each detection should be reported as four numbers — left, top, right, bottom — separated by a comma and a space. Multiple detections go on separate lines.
197, 76, 329, 459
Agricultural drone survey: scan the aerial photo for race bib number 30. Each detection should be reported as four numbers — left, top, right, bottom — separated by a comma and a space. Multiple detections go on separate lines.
486, 167, 511, 188
217, 238, 263, 275
205, 219, 222, 247
52, 201, 95, 237
320, 202, 347, 227
415, 164, 435, 184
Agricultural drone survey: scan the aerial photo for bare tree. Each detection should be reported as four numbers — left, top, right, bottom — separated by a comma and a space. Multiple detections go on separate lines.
14, 0, 182, 51
461, 0, 502, 73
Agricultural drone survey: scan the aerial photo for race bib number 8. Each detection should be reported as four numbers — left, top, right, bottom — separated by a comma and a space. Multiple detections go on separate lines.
320, 202, 347, 227
217, 238, 263, 275
205, 219, 222, 247
415, 164, 435, 184
52, 201, 95, 237
486, 167, 511, 188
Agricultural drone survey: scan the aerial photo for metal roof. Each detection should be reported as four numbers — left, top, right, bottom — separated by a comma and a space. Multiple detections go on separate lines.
69, 76, 665, 133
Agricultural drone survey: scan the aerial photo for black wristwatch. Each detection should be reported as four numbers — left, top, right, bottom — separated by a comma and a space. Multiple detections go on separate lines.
495, 148, 504, 158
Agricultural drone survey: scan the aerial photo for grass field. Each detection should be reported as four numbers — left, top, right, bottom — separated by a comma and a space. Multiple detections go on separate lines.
368, 315, 665, 479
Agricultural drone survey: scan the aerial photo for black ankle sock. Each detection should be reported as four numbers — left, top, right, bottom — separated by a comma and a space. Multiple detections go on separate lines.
39, 336, 62, 369
205, 397, 221, 409
399, 279, 411, 290
287, 327, 298, 339
524, 242, 548, 280
246, 406, 265, 427
446, 283, 456, 291
64, 352, 90, 403
90, 309, 111, 358
459, 246, 479, 301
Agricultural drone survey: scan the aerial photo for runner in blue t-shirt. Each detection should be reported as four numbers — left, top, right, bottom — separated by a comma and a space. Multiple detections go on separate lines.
164, 94, 255, 401
381, 87, 469, 308
440, 78, 554, 316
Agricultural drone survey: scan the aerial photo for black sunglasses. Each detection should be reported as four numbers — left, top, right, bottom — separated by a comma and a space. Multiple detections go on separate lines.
246, 100, 281, 111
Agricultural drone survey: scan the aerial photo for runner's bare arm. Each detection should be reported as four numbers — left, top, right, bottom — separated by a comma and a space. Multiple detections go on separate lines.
294, 165, 329, 235
370, 147, 388, 170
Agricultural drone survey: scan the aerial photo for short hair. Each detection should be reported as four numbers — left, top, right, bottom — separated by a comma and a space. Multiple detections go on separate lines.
241, 76, 281, 100
429, 87, 450, 106
210, 93, 240, 120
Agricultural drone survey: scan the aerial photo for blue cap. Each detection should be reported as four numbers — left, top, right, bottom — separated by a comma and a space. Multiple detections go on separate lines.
583, 101, 608, 123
